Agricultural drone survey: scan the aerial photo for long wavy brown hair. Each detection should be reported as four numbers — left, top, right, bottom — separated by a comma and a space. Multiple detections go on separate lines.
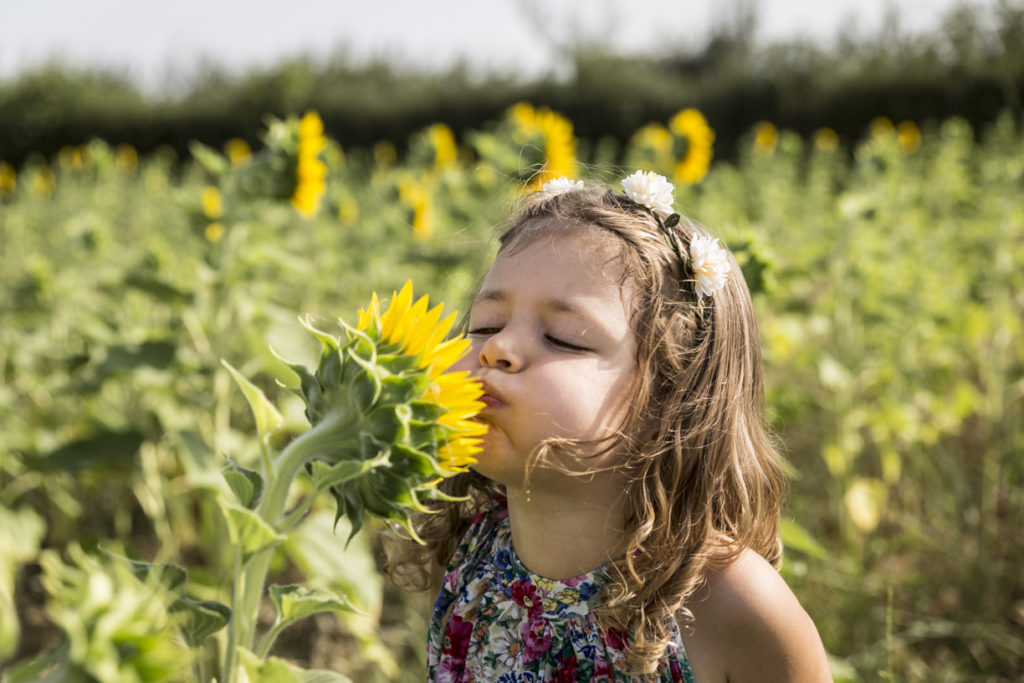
384, 186, 785, 678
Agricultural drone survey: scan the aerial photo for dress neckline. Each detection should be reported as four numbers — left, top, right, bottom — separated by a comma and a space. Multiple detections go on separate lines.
493, 507, 610, 615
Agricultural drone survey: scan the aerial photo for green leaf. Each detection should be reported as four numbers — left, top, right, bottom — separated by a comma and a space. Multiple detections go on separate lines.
96, 339, 176, 375
283, 512, 381, 619
308, 459, 376, 492
269, 584, 363, 628
218, 498, 284, 563
5, 638, 72, 683
188, 140, 230, 176
122, 272, 193, 303
221, 359, 284, 448
171, 596, 231, 647
25, 430, 144, 472
779, 517, 826, 559
120, 557, 188, 598
237, 647, 352, 683
223, 456, 265, 509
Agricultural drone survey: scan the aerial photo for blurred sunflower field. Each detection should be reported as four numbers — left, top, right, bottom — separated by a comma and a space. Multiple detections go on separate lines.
1, 101, 1022, 682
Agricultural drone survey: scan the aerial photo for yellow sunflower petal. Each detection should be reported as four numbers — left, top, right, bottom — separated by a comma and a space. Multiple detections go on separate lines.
424, 338, 472, 378
389, 293, 430, 347
403, 302, 444, 357
380, 281, 414, 341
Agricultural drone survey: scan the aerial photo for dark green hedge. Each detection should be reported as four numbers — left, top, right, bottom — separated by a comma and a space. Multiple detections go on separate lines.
2, 1, 1022, 165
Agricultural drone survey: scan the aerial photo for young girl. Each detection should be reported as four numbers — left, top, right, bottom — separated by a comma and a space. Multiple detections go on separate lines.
387, 172, 832, 682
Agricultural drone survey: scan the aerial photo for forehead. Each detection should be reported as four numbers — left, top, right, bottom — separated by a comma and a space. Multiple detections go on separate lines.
480, 229, 635, 316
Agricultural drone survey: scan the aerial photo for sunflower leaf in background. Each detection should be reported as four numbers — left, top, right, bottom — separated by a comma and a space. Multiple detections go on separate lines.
257, 584, 364, 658
39, 545, 189, 683
218, 498, 286, 563
237, 647, 354, 683
222, 455, 266, 509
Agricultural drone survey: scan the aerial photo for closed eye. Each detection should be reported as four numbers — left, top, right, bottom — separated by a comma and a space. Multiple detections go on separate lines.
467, 327, 501, 336
546, 335, 590, 352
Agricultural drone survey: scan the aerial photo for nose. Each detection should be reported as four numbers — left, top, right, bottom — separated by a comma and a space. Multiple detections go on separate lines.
478, 328, 523, 372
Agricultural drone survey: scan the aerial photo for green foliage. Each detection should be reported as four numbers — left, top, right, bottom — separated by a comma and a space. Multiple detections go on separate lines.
0, 97, 1022, 681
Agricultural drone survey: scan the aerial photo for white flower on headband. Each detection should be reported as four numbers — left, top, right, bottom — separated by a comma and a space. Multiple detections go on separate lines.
620, 170, 675, 219
689, 233, 731, 298
535, 176, 584, 200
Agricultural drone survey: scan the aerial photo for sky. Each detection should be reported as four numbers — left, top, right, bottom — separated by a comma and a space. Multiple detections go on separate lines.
0, 0, 1001, 91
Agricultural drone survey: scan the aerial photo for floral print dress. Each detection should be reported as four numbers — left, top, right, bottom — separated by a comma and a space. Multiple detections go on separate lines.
427, 499, 696, 682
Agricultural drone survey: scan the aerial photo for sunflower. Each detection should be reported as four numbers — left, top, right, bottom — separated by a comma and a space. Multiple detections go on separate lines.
290, 112, 328, 217
223, 138, 252, 167
897, 121, 921, 155
201, 186, 223, 219
626, 123, 675, 174
284, 281, 485, 538
427, 123, 458, 171
508, 102, 578, 191
355, 281, 486, 472
752, 121, 779, 157
670, 108, 715, 185
397, 174, 435, 241
0, 162, 15, 197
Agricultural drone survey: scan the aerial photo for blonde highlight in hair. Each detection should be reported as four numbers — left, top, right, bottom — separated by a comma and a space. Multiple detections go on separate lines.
385, 186, 785, 679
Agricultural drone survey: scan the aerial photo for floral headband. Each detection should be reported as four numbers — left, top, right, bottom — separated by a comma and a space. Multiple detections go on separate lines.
537, 171, 731, 298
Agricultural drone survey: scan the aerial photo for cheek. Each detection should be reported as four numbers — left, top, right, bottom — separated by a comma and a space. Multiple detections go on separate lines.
534, 365, 634, 436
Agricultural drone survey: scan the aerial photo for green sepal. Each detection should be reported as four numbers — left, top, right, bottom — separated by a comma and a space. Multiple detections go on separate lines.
170, 596, 231, 647
298, 315, 341, 353
421, 487, 471, 503
663, 213, 681, 229
378, 374, 426, 407
328, 488, 365, 545
218, 498, 285, 563
376, 351, 422, 376
222, 456, 265, 509
392, 443, 444, 478
345, 357, 383, 413
314, 346, 345, 397
308, 456, 379, 493
409, 400, 448, 421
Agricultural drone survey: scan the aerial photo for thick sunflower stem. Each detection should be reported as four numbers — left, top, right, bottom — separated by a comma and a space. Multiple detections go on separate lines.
231, 409, 358, 666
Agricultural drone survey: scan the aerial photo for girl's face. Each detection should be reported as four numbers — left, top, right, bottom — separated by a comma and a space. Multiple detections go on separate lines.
454, 228, 638, 492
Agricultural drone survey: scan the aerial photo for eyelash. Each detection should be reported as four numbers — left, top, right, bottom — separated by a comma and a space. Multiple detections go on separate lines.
467, 327, 590, 353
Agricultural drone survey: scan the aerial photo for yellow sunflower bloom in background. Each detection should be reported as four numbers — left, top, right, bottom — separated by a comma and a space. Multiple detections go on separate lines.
0, 162, 16, 197
814, 127, 840, 153
427, 123, 458, 171
753, 121, 779, 157
507, 102, 578, 191
113, 145, 138, 174
290, 112, 328, 218
201, 186, 223, 219
670, 108, 715, 185
223, 138, 252, 167
897, 121, 922, 154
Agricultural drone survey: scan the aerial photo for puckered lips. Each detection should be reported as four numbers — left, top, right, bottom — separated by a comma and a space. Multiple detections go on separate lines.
477, 377, 506, 410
